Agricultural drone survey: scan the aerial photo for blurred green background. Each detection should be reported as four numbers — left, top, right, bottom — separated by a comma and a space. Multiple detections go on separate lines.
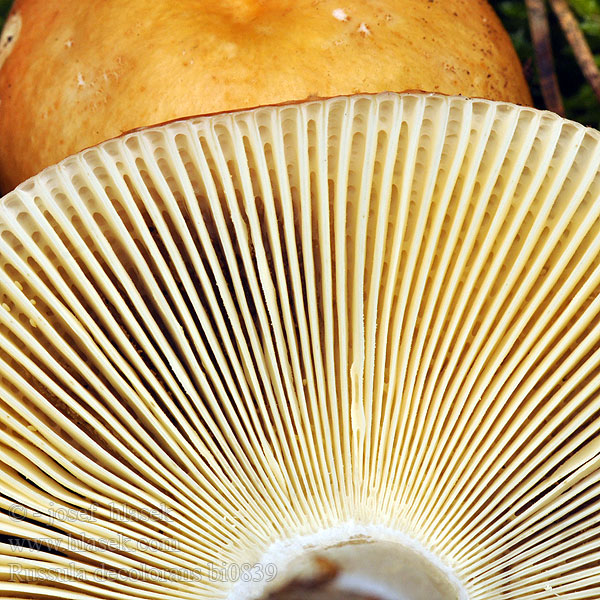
1, 0, 600, 126
0, 0, 9, 31
491, 0, 600, 126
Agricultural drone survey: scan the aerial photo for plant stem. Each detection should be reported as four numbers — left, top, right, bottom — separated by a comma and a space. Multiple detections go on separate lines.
525, 0, 565, 114
549, 0, 600, 103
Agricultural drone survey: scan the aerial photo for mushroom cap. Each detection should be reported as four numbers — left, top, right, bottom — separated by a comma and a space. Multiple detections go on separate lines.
2, 92, 597, 599
0, 0, 531, 192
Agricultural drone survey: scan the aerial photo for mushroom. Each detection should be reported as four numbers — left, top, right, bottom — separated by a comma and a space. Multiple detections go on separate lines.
1, 91, 599, 599
0, 0, 532, 192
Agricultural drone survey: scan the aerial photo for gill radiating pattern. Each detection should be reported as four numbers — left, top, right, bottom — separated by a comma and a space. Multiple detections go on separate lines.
0, 92, 599, 599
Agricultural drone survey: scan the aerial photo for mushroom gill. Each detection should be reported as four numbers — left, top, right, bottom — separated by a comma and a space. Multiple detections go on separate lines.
0, 92, 599, 600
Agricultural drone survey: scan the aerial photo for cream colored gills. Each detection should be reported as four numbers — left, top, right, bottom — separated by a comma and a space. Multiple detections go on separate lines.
0, 93, 600, 599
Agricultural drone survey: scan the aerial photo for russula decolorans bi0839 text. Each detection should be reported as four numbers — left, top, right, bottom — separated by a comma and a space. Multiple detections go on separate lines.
0, 0, 532, 192
0, 92, 599, 599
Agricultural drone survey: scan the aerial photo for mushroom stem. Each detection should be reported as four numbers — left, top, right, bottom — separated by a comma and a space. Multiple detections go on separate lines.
230, 527, 467, 600
262, 556, 384, 600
